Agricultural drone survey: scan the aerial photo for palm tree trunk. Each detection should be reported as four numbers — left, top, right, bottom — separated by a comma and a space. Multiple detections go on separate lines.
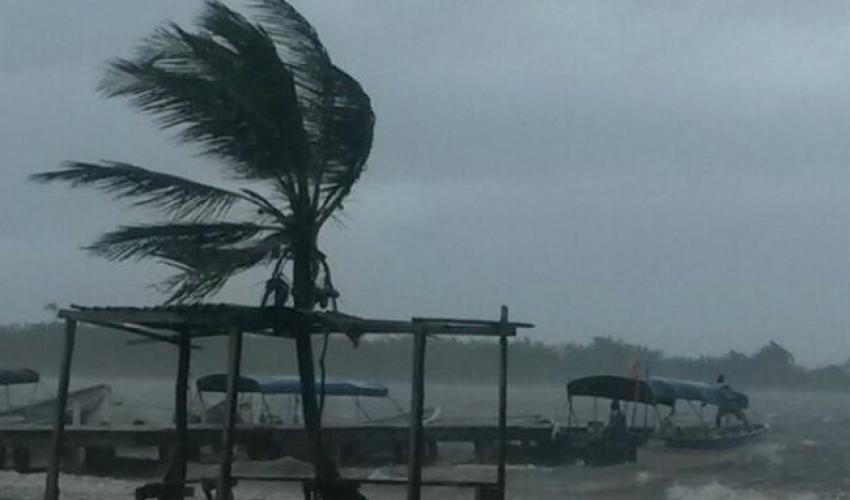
291, 228, 340, 485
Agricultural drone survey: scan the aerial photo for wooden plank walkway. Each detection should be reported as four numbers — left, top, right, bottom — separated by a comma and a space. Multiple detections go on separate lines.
0, 418, 554, 471
0, 420, 552, 446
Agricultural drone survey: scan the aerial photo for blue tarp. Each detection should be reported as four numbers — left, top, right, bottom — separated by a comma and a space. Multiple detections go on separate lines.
196, 374, 262, 393
648, 376, 749, 409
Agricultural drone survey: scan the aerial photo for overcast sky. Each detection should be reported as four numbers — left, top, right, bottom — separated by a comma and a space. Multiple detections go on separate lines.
1, 1, 847, 366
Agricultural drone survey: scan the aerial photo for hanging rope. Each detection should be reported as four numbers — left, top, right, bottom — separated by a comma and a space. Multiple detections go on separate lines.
318, 331, 330, 419
316, 253, 337, 420
260, 252, 352, 424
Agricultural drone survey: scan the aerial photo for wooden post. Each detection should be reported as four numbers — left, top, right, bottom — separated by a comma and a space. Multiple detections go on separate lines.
44, 318, 77, 500
164, 329, 191, 497
216, 327, 243, 500
497, 306, 509, 500
406, 327, 427, 500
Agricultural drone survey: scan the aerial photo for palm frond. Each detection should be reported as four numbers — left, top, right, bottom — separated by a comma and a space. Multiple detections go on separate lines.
251, 0, 331, 92
315, 67, 375, 223
34, 0, 375, 309
31, 161, 244, 220
240, 188, 291, 224
252, 0, 375, 222
100, 0, 311, 181
158, 264, 232, 304
87, 222, 274, 261
156, 231, 291, 303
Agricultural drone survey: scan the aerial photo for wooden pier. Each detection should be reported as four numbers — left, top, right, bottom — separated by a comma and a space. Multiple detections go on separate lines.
0, 418, 554, 472
38, 303, 533, 500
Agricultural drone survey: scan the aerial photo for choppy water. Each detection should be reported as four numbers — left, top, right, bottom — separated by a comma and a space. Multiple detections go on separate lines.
1, 379, 848, 499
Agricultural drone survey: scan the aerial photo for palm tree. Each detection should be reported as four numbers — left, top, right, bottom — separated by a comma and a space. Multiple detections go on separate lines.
32, 0, 374, 493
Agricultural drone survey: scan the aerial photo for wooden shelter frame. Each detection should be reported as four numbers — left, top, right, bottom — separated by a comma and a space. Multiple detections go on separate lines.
42, 303, 532, 500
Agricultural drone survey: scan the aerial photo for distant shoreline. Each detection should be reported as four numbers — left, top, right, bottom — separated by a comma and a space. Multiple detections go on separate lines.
1, 322, 848, 391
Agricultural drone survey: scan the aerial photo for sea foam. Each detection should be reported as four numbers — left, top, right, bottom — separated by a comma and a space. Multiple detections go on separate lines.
666, 481, 845, 500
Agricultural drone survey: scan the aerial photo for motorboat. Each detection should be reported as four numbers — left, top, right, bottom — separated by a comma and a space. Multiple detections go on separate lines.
555, 375, 656, 465
648, 376, 767, 449
192, 374, 439, 426
191, 374, 441, 463
0, 368, 111, 425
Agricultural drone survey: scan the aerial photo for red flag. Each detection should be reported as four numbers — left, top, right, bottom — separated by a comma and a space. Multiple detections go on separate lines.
627, 358, 641, 380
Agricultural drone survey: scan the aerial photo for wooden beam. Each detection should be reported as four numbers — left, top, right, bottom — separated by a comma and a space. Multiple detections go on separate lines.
125, 337, 203, 350
414, 325, 518, 337
497, 306, 509, 500
252, 326, 519, 337
216, 327, 243, 500
82, 319, 183, 346
406, 328, 428, 500
44, 318, 77, 500
411, 316, 534, 329
164, 329, 191, 498
61, 308, 189, 327
59, 306, 532, 338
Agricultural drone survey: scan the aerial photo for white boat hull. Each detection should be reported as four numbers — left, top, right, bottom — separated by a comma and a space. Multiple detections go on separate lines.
0, 384, 111, 425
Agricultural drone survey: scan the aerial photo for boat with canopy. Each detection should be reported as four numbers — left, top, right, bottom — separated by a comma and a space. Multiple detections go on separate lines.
557, 374, 766, 461
647, 376, 767, 449
0, 368, 111, 425
0, 368, 40, 387
193, 374, 439, 426
193, 374, 440, 463
556, 375, 656, 465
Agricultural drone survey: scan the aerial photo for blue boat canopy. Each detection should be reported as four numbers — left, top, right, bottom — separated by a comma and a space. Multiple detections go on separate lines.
648, 376, 749, 409
196, 375, 262, 393
196, 374, 389, 398
566, 374, 750, 409
567, 375, 658, 406
0, 368, 39, 386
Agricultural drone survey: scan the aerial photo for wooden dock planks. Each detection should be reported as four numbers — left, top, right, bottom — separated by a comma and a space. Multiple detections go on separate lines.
0, 419, 553, 458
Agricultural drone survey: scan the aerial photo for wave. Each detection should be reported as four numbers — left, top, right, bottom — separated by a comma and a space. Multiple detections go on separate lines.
0, 472, 136, 500
666, 481, 848, 500
0, 471, 306, 500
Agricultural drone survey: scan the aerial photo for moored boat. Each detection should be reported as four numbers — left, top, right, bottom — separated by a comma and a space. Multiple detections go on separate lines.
555, 375, 657, 465
648, 376, 767, 449
193, 374, 440, 426
192, 374, 441, 463
0, 368, 111, 425
660, 423, 768, 449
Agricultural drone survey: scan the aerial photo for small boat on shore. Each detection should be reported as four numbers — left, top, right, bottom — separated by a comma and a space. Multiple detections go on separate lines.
0, 368, 111, 425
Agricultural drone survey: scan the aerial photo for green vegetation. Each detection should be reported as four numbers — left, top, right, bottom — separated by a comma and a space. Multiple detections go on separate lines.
3, 323, 847, 391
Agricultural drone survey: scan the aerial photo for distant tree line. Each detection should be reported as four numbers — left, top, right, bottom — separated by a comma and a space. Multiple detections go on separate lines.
0, 322, 848, 391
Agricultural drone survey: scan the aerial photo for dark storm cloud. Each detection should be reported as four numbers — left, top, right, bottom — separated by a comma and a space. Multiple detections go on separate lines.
0, 1, 847, 365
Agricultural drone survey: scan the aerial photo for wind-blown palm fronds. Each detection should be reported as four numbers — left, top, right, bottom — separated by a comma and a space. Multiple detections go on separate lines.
33, 1, 375, 491
33, 2, 377, 489
32, 161, 245, 220
32, 0, 374, 303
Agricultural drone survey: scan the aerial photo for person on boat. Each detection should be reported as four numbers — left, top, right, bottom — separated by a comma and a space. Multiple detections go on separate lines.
606, 399, 628, 441
713, 374, 750, 430
660, 402, 677, 432
604, 399, 636, 463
